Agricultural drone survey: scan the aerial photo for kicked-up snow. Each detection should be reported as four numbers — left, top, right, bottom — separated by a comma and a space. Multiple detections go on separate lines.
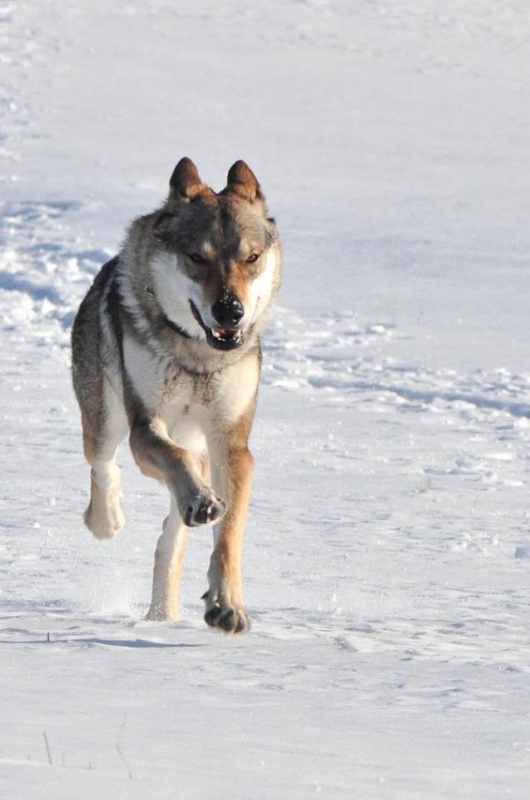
1, 1, 530, 797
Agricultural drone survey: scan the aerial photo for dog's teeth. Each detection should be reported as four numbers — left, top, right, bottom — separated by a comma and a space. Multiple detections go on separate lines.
213, 329, 234, 339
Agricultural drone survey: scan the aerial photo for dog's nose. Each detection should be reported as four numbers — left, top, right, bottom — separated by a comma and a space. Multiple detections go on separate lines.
211, 296, 244, 327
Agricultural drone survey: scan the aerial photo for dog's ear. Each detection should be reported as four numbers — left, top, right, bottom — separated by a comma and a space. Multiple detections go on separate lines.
169, 158, 211, 201
224, 160, 263, 202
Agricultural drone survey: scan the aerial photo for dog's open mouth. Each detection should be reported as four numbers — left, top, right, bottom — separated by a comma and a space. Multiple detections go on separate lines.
189, 301, 244, 351
210, 327, 243, 346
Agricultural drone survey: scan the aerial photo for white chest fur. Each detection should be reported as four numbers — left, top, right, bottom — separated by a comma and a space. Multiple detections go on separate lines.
123, 337, 259, 452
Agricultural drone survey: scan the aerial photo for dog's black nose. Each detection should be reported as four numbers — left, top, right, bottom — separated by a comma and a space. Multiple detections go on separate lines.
212, 296, 244, 327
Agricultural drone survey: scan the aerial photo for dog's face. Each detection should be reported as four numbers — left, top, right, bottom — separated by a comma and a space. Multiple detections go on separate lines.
151, 159, 281, 351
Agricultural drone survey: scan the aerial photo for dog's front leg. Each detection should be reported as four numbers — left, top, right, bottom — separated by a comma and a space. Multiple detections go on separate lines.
130, 417, 226, 623
129, 417, 226, 527
204, 440, 254, 634
146, 496, 186, 621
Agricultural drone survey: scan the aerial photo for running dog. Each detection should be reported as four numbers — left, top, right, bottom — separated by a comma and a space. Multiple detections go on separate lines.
71, 158, 281, 634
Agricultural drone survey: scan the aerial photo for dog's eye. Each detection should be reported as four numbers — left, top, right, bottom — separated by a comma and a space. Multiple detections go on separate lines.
246, 253, 260, 264
188, 253, 207, 264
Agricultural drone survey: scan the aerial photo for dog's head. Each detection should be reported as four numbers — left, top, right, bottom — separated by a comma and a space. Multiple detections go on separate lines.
151, 158, 281, 351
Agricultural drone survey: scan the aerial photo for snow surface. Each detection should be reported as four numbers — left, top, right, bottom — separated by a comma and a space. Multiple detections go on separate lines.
1, 1, 530, 797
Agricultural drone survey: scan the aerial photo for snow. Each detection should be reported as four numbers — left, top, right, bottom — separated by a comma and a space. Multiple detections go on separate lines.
1, 1, 530, 797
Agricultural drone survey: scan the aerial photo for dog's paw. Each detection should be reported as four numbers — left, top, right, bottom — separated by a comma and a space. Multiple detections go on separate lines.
202, 594, 251, 635
184, 489, 226, 527
84, 501, 125, 540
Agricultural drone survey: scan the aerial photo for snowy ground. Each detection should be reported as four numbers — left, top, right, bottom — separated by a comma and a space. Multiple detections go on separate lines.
1, 1, 530, 797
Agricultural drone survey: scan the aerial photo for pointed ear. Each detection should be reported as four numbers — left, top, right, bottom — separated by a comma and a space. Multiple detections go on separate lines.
169, 158, 210, 201
225, 160, 263, 202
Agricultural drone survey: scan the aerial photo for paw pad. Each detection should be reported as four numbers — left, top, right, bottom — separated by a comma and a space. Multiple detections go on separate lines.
203, 600, 251, 634
184, 491, 226, 527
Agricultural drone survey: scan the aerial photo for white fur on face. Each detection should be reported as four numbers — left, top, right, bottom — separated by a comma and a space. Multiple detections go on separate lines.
243, 247, 279, 327
150, 252, 206, 339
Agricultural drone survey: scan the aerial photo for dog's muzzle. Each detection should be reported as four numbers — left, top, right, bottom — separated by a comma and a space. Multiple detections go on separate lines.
211, 295, 245, 328
189, 300, 244, 351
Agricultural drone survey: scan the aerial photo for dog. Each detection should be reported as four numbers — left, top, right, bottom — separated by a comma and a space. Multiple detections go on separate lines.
71, 158, 281, 634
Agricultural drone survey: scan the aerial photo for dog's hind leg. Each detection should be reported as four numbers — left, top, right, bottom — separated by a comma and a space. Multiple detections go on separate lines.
84, 456, 124, 540
82, 388, 128, 540
146, 496, 187, 621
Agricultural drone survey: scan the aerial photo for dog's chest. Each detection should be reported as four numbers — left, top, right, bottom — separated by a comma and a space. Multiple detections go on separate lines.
161, 364, 214, 418
159, 354, 259, 435
124, 337, 259, 431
